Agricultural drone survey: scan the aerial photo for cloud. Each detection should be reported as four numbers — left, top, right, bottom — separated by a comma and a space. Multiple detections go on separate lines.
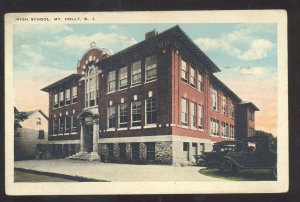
40, 32, 138, 54
239, 39, 273, 60
194, 27, 274, 61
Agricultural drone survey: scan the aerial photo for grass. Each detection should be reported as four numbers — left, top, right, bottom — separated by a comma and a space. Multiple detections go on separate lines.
199, 168, 277, 181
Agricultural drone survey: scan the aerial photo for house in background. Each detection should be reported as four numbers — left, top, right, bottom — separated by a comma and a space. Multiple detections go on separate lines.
14, 109, 48, 160
41, 25, 259, 165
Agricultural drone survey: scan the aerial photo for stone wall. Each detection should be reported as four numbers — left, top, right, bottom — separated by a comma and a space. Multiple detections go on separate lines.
155, 141, 172, 164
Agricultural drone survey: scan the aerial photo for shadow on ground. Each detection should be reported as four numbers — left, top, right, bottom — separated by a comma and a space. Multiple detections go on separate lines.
199, 168, 277, 181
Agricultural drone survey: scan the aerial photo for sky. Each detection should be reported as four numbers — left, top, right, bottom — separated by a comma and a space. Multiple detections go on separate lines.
13, 23, 278, 135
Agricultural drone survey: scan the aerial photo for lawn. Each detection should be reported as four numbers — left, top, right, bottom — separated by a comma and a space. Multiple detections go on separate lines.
199, 168, 277, 181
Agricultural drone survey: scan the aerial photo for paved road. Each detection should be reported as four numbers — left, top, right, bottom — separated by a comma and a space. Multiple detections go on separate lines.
15, 159, 225, 182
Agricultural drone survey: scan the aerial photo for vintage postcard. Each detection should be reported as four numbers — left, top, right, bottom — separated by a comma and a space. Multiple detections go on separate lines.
5, 11, 288, 195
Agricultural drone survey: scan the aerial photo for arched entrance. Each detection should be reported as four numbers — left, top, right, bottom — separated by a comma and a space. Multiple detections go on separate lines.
69, 110, 100, 161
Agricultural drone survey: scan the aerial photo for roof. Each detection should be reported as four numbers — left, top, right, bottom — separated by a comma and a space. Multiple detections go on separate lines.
211, 74, 242, 102
239, 101, 260, 111
25, 109, 49, 120
97, 25, 220, 73
41, 74, 80, 92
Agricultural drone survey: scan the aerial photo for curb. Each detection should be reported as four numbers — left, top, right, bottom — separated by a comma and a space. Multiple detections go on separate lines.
15, 167, 110, 182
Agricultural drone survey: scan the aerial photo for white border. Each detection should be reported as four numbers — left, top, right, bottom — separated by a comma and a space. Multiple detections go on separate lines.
5, 10, 288, 195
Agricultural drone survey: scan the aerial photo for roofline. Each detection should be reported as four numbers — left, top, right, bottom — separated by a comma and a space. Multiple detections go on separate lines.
41, 74, 80, 92
239, 102, 260, 111
97, 25, 220, 73
25, 109, 49, 120
211, 74, 242, 102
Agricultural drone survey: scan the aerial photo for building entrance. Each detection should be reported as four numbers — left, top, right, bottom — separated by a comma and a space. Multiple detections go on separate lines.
85, 125, 93, 153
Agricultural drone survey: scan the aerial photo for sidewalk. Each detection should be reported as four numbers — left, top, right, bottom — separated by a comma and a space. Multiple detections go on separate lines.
14, 159, 225, 182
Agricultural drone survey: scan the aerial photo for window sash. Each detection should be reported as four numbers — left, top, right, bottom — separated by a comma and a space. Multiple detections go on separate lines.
119, 103, 128, 128
132, 61, 141, 85
145, 55, 157, 81
108, 106, 116, 128
72, 116, 77, 133
190, 67, 196, 86
146, 97, 157, 125
132, 101, 141, 126
119, 66, 128, 88
181, 98, 188, 126
181, 60, 187, 81
198, 105, 203, 129
197, 73, 204, 92
190, 102, 196, 127
108, 70, 116, 92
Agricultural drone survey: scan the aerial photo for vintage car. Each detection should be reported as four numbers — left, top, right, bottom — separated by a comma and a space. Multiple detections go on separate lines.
195, 136, 277, 177
194, 140, 242, 167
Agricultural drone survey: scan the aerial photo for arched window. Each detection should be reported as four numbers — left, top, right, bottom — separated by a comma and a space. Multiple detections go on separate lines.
85, 65, 98, 108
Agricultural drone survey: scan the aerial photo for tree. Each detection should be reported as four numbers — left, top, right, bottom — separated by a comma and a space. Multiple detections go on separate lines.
255, 130, 277, 152
14, 107, 28, 134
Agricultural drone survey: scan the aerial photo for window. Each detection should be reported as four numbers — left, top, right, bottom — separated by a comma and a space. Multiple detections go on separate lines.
222, 122, 229, 137
38, 130, 44, 139
229, 125, 235, 138
59, 116, 64, 134
107, 106, 116, 128
119, 143, 126, 160
131, 100, 142, 127
85, 67, 97, 107
36, 118, 41, 125
65, 116, 71, 134
145, 55, 157, 82
119, 103, 128, 128
222, 95, 227, 115
53, 118, 58, 135
190, 102, 196, 128
230, 101, 235, 119
59, 91, 64, 107
181, 59, 188, 82
190, 66, 196, 87
146, 97, 157, 125
54, 93, 58, 108
131, 143, 139, 160
119, 66, 128, 89
183, 142, 189, 151
211, 87, 218, 111
146, 142, 155, 161
65, 88, 71, 105
72, 86, 77, 103
108, 70, 116, 92
131, 61, 141, 85
181, 98, 188, 126
198, 105, 204, 129
107, 144, 114, 160
198, 72, 204, 92
210, 118, 219, 136
71, 115, 77, 133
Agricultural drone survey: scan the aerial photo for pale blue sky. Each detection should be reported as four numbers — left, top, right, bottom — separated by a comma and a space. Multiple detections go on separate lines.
13, 23, 278, 134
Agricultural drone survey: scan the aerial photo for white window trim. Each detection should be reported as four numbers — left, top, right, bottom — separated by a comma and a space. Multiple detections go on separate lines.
119, 66, 128, 90
107, 105, 116, 129
131, 60, 142, 86
145, 97, 157, 126
131, 100, 142, 127
107, 70, 116, 93
118, 103, 128, 128
145, 55, 157, 82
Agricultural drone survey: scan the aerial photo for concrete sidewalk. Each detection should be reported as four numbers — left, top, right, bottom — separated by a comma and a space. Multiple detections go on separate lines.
14, 159, 225, 182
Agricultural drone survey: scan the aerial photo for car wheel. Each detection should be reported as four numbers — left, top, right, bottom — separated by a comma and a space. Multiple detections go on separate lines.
197, 157, 206, 167
219, 160, 234, 173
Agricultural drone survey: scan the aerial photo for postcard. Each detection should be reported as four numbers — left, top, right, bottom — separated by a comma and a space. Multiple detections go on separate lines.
5, 10, 288, 195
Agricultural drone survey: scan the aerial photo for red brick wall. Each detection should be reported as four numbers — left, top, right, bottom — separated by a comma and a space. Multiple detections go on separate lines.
170, 47, 237, 143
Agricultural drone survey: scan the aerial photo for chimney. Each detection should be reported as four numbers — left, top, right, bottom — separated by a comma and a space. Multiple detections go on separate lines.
145, 29, 158, 40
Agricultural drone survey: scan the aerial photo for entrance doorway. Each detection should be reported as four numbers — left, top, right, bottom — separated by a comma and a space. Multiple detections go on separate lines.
85, 125, 93, 153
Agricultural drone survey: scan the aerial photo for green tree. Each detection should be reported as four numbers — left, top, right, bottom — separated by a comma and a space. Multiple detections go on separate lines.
14, 107, 28, 133
255, 130, 277, 152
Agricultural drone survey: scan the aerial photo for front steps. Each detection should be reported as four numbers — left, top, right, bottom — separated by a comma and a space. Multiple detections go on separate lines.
69, 151, 100, 161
